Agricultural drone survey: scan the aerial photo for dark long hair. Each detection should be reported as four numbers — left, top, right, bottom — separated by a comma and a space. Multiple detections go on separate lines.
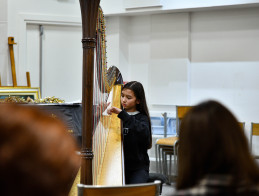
122, 81, 152, 149
177, 100, 259, 190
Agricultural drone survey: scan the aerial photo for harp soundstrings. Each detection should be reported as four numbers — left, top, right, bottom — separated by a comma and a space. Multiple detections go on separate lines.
92, 8, 115, 185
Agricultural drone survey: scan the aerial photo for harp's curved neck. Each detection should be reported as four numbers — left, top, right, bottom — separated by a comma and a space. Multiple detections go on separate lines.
79, 0, 100, 185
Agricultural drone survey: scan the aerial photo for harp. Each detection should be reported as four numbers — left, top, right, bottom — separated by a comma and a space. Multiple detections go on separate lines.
69, 1, 124, 194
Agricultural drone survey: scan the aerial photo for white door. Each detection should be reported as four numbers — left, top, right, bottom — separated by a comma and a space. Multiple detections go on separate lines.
26, 23, 83, 102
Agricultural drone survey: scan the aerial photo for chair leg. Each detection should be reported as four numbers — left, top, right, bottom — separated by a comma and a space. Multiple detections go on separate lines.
163, 149, 170, 184
163, 150, 173, 185
169, 153, 172, 184
158, 146, 162, 174
174, 145, 178, 176
166, 152, 168, 183
163, 150, 167, 177
155, 144, 158, 173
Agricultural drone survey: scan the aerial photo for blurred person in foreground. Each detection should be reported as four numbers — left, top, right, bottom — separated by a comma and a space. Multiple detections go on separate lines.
0, 103, 80, 196
174, 100, 259, 195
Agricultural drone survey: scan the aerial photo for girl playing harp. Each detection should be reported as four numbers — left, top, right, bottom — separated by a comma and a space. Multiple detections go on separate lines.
107, 81, 152, 184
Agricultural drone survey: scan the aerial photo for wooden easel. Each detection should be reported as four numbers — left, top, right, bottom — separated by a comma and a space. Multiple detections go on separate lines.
0, 37, 31, 87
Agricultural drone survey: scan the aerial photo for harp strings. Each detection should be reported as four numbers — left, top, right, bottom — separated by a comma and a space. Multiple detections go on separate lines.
92, 8, 112, 185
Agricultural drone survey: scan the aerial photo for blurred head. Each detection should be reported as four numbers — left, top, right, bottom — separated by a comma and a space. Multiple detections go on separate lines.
177, 100, 259, 189
122, 81, 152, 149
0, 104, 80, 196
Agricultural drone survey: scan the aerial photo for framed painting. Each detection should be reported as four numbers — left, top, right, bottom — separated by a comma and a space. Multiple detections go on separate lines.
0, 87, 41, 102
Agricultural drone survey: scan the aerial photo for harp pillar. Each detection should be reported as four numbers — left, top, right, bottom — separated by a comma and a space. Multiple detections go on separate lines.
79, 0, 101, 185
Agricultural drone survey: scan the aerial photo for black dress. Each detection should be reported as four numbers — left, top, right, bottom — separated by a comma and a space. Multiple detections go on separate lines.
118, 110, 151, 184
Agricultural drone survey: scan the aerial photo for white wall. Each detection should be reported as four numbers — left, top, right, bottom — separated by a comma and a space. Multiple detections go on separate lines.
6, 0, 81, 87
101, 0, 259, 15
104, 7, 259, 152
107, 13, 191, 107
189, 8, 259, 152
149, 13, 190, 106
39, 24, 82, 101
190, 8, 259, 114
105, 8, 259, 105
0, 0, 8, 86
127, 15, 150, 94
106, 16, 130, 81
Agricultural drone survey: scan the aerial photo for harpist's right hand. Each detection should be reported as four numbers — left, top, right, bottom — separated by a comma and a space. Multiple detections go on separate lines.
107, 106, 122, 115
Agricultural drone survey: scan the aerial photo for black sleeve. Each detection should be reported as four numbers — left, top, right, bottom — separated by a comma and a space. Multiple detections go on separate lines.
117, 110, 150, 139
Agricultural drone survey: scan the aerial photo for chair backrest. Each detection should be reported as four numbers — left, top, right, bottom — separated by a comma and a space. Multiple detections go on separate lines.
250, 123, 259, 154
176, 106, 192, 135
77, 181, 161, 196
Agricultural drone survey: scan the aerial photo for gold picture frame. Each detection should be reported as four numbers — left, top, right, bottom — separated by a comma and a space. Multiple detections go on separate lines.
0, 87, 41, 102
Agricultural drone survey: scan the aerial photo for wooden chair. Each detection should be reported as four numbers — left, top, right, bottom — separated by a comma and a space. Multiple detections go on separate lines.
77, 180, 161, 196
155, 136, 178, 180
250, 123, 259, 159
155, 106, 192, 183
173, 106, 192, 175
176, 106, 192, 135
